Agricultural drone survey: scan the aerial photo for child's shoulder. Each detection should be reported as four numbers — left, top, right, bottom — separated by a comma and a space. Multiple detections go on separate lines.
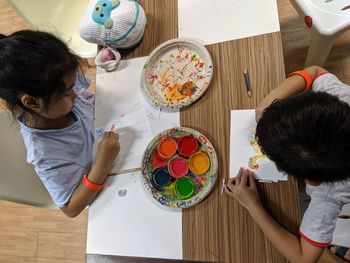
73, 94, 94, 119
306, 179, 350, 202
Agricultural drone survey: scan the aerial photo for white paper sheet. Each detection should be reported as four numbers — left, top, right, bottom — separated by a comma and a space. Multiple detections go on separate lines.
87, 57, 182, 259
178, 0, 280, 45
94, 57, 180, 135
230, 110, 287, 181
95, 107, 154, 171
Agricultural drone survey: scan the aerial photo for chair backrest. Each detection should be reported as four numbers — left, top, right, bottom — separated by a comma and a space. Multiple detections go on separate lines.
6, 0, 97, 58
0, 111, 56, 208
332, 203, 350, 247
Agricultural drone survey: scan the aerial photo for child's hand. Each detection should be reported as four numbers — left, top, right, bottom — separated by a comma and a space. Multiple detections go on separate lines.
95, 131, 120, 172
225, 168, 261, 212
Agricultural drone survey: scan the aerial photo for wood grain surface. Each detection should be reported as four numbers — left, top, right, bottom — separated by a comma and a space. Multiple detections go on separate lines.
180, 35, 300, 263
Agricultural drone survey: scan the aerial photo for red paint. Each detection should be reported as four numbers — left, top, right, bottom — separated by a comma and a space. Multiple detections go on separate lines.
178, 136, 198, 157
168, 157, 188, 178
158, 138, 177, 159
304, 16, 312, 28
152, 150, 168, 170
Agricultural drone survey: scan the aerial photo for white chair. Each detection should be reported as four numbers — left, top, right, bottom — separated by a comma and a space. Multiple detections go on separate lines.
6, 0, 97, 58
332, 203, 350, 247
289, 0, 350, 66
0, 110, 56, 208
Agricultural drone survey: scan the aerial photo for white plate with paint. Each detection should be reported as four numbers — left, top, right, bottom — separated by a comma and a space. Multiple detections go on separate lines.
141, 38, 213, 109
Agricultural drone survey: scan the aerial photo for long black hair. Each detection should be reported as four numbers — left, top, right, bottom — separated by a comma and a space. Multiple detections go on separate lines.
0, 30, 85, 118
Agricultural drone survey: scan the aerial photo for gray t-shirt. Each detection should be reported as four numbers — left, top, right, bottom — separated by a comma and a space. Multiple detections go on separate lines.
299, 73, 350, 246
19, 85, 94, 208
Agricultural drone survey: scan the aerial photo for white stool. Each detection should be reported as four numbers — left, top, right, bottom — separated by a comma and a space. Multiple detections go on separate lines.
290, 0, 350, 66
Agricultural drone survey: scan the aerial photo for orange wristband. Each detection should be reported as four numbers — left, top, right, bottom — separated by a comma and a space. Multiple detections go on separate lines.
288, 70, 313, 91
83, 175, 104, 191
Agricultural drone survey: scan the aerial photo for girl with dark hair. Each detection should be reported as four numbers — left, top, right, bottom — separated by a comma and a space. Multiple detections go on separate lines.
0, 30, 120, 217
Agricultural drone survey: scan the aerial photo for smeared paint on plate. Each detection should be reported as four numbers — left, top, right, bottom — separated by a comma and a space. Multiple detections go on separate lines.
142, 38, 213, 109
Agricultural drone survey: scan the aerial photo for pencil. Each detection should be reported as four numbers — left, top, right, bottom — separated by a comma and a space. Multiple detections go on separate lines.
109, 167, 141, 176
243, 69, 252, 97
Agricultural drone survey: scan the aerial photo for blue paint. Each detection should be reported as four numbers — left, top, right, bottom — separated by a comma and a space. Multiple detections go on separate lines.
151, 168, 171, 190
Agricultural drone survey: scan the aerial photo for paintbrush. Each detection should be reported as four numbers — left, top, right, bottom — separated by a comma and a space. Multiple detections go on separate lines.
108, 167, 141, 176
221, 178, 226, 194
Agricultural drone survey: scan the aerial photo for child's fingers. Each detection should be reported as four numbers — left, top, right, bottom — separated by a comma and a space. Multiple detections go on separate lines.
227, 177, 235, 185
224, 185, 233, 196
235, 167, 244, 185
240, 169, 249, 186
226, 181, 235, 192
248, 171, 257, 189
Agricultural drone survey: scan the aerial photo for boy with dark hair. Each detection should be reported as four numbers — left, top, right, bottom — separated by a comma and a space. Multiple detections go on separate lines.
225, 66, 350, 263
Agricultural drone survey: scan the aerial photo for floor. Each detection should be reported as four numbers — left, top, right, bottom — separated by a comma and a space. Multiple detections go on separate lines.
0, 0, 348, 262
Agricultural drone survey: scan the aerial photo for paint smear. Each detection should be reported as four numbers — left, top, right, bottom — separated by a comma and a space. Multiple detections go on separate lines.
152, 150, 168, 170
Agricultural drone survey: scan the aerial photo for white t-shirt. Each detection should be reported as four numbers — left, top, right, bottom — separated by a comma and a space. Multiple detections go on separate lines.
299, 73, 350, 247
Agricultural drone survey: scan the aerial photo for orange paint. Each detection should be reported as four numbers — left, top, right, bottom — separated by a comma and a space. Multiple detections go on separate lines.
158, 138, 177, 159
188, 152, 210, 175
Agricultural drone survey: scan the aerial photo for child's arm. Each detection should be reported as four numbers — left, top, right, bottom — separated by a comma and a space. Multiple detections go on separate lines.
256, 66, 328, 121
61, 131, 120, 218
225, 168, 324, 263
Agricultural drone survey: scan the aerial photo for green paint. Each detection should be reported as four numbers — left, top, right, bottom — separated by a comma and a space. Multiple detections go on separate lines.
175, 177, 195, 199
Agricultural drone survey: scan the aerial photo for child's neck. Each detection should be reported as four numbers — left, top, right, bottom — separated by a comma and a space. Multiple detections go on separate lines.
304, 179, 321, 186
24, 112, 76, 130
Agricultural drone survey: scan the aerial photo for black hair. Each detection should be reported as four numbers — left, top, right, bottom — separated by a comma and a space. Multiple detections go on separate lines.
256, 91, 350, 182
0, 30, 85, 118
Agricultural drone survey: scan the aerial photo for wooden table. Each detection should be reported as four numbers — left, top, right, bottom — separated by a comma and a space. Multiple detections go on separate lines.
86, 1, 301, 262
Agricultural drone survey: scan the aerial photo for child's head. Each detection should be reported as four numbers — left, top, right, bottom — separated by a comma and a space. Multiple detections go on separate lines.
0, 30, 85, 119
256, 91, 350, 182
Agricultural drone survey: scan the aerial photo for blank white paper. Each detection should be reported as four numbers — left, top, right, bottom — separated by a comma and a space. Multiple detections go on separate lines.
178, 0, 280, 45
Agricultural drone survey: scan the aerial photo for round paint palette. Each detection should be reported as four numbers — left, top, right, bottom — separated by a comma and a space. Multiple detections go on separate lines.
141, 38, 213, 109
141, 127, 218, 209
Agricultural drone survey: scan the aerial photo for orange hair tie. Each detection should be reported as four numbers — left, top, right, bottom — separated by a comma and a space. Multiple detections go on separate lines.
83, 175, 104, 191
288, 70, 313, 91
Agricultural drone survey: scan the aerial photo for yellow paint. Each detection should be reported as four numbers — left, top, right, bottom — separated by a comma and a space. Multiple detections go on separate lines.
248, 139, 267, 169
188, 152, 210, 175
165, 83, 187, 101
160, 68, 170, 82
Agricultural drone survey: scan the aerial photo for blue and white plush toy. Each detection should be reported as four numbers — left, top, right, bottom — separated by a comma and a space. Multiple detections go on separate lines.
92, 0, 120, 29
79, 0, 147, 49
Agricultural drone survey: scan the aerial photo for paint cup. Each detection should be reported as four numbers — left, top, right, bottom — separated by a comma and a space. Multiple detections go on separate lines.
157, 137, 177, 159
151, 167, 171, 190
188, 152, 210, 175
177, 136, 198, 157
175, 176, 195, 199
168, 156, 188, 178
